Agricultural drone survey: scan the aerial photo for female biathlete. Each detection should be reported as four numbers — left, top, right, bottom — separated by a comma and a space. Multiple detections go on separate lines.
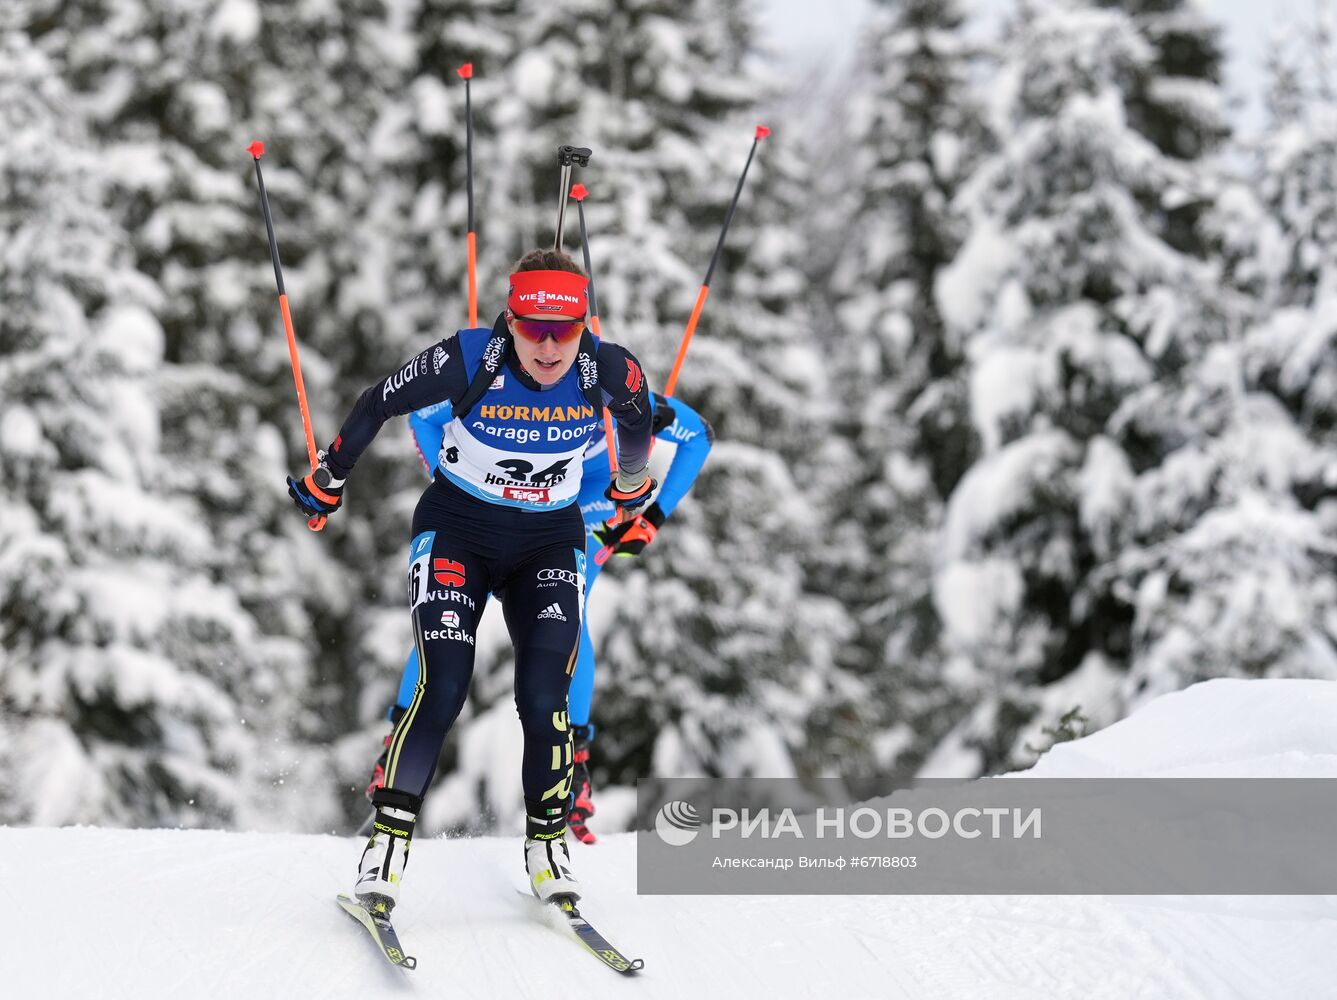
288, 250, 655, 913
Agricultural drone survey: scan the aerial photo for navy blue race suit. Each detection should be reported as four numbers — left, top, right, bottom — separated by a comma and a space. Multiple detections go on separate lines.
390, 393, 714, 729
322, 318, 651, 828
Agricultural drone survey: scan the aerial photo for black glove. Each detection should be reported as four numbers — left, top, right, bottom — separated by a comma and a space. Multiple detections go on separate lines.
287, 458, 345, 520
604, 468, 657, 516
594, 502, 665, 558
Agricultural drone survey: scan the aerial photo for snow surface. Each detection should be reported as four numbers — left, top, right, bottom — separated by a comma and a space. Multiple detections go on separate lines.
3, 677, 1334, 999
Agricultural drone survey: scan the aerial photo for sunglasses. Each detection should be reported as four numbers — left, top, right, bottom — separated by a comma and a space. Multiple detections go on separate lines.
508, 312, 586, 345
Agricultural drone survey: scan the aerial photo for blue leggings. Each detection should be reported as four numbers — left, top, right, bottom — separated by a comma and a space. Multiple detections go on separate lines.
392, 529, 604, 728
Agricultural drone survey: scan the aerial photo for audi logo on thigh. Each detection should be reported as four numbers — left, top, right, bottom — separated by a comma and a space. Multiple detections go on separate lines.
537, 568, 580, 586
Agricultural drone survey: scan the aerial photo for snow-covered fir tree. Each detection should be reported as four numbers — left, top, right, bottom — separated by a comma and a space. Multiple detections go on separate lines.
812, 0, 993, 778
1243, 3, 1337, 440
24, 0, 420, 828
0, 27, 290, 827
1056, 1, 1334, 713
1092, 0, 1229, 164
1127, 5, 1337, 709
1109, 1, 1337, 706
925, 0, 1256, 775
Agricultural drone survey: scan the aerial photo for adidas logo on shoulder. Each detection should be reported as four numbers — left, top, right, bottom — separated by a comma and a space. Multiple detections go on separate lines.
537, 602, 567, 622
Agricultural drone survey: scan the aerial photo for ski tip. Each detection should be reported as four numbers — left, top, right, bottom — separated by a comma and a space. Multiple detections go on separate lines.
457, 63, 473, 79
755, 124, 771, 140
335, 893, 366, 913
246, 140, 265, 159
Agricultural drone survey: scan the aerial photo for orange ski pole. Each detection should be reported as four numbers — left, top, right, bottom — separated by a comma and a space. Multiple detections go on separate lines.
663, 124, 770, 397
458, 63, 478, 328
571, 183, 626, 560
247, 140, 326, 532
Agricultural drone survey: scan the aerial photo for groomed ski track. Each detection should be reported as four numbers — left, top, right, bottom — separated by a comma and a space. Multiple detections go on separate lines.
4, 679, 1336, 999
3, 824, 1331, 999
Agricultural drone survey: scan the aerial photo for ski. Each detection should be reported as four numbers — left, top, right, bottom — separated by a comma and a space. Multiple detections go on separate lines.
335, 893, 418, 970
553, 898, 643, 975
520, 891, 644, 975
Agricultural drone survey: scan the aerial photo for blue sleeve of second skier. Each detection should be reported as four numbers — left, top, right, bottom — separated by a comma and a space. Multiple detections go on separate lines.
653, 398, 713, 516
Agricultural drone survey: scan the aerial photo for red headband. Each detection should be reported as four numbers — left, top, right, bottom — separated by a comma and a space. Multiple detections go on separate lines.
507, 269, 588, 319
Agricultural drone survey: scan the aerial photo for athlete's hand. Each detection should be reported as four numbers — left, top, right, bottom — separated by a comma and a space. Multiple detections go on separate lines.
287, 457, 345, 520
595, 503, 664, 558
604, 468, 657, 516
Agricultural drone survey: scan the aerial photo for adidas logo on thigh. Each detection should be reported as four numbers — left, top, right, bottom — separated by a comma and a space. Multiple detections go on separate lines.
537, 602, 567, 622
